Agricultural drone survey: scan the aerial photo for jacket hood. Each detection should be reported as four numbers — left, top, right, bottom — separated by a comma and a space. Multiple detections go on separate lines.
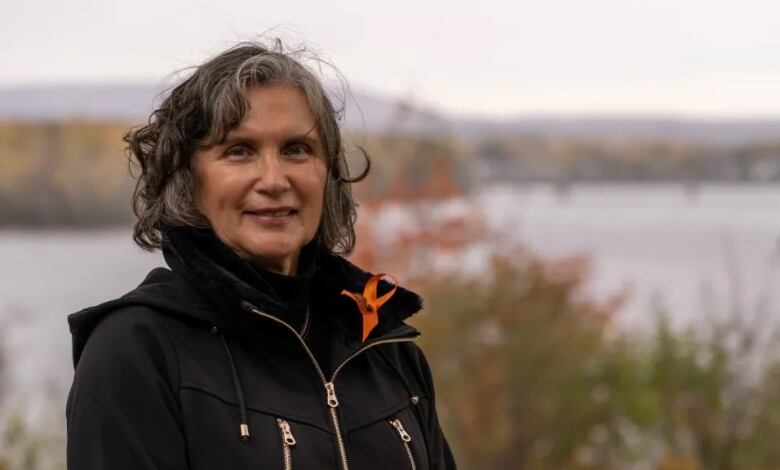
68, 230, 423, 367
68, 267, 213, 366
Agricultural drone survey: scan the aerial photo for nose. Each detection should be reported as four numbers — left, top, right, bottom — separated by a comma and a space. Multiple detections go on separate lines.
252, 151, 291, 195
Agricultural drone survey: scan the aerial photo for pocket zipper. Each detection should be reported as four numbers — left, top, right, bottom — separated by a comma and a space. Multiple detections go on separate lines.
277, 418, 297, 470
389, 418, 417, 470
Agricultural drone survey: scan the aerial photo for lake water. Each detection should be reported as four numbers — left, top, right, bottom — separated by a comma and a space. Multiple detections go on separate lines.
3, 183, 780, 407
478, 183, 780, 327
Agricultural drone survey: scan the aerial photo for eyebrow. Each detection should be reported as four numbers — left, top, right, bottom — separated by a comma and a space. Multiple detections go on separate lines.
284, 132, 321, 144
221, 127, 321, 146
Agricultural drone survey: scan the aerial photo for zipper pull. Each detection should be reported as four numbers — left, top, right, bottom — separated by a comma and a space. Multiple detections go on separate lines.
390, 419, 412, 442
277, 419, 297, 446
325, 382, 339, 408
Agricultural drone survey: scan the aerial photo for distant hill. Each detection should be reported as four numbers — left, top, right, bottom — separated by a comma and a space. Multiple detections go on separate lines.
0, 85, 161, 121
0, 84, 778, 144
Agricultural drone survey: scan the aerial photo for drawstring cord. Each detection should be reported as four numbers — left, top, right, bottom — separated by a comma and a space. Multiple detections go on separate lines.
212, 326, 251, 441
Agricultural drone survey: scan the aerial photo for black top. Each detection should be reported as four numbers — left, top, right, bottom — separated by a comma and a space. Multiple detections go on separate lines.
251, 257, 313, 333
249, 238, 335, 375
249, 236, 317, 330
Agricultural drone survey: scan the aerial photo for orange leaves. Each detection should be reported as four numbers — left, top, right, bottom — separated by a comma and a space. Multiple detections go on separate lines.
351, 200, 493, 290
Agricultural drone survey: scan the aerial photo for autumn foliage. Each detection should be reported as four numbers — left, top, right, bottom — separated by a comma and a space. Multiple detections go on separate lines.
348, 136, 780, 469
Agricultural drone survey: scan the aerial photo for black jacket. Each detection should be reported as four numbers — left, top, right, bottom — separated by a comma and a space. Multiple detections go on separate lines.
66, 228, 456, 470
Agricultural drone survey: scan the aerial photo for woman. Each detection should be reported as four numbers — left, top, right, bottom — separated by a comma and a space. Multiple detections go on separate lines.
66, 42, 456, 469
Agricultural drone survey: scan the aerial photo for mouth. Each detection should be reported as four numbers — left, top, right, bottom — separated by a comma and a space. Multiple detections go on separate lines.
245, 207, 298, 224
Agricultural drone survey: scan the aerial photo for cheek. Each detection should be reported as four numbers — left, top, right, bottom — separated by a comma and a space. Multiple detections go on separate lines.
192, 156, 212, 212
194, 177, 219, 216
193, 166, 245, 219
297, 170, 327, 232
191, 175, 207, 215
310, 168, 328, 215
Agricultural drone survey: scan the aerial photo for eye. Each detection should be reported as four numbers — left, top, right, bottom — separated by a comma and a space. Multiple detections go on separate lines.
224, 144, 252, 161
283, 142, 312, 158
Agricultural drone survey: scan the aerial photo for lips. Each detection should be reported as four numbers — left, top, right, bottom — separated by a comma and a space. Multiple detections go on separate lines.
249, 209, 295, 217
245, 207, 298, 223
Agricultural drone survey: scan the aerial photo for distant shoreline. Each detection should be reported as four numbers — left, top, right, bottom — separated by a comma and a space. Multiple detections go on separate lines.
3, 181, 779, 230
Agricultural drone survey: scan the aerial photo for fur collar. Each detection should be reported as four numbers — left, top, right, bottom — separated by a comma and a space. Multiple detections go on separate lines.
161, 226, 423, 340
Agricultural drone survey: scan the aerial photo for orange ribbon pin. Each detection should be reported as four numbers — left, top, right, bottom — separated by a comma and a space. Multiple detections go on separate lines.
341, 273, 398, 342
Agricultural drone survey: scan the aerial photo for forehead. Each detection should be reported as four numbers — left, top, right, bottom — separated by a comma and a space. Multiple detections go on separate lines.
230, 85, 317, 134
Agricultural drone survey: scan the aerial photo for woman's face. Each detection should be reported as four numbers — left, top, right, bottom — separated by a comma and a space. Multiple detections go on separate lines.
192, 85, 328, 275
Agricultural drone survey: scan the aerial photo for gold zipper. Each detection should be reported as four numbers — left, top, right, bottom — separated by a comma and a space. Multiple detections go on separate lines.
389, 418, 416, 470
277, 418, 296, 470
248, 306, 417, 470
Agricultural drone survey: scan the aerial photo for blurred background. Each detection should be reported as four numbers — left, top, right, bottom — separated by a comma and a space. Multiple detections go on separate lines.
1, 0, 779, 468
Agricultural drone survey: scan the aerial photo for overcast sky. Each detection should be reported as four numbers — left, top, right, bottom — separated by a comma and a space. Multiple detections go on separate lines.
2, 0, 779, 118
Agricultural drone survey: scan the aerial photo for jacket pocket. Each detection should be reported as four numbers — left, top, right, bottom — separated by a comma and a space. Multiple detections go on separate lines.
182, 386, 338, 469
346, 402, 430, 470
276, 418, 297, 470
388, 417, 417, 470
